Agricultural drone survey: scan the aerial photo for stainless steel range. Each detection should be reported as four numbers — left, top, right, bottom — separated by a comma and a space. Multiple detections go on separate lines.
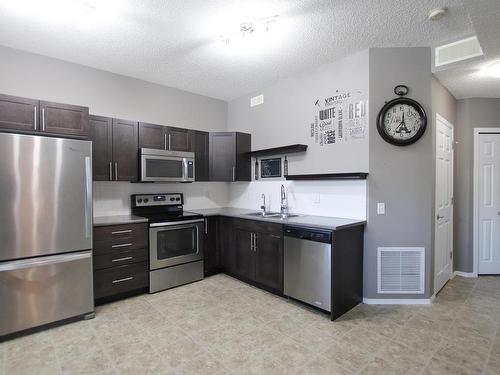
131, 193, 204, 293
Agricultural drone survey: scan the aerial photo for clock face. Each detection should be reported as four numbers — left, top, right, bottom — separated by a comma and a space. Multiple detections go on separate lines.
377, 98, 427, 146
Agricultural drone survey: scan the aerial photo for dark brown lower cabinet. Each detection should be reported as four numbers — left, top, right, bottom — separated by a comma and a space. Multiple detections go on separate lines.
255, 231, 283, 292
93, 223, 148, 303
203, 216, 220, 276
222, 218, 283, 293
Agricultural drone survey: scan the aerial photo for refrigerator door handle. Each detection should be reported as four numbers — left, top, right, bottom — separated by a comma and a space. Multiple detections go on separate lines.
84, 156, 92, 238
0, 252, 92, 272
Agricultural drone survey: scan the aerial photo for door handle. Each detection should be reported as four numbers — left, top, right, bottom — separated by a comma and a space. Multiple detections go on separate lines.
111, 256, 133, 262
164, 134, 167, 150
41, 108, 46, 131
254, 233, 257, 252
109, 162, 113, 181
114, 162, 118, 181
111, 229, 132, 234
168, 134, 172, 150
232, 166, 236, 182
84, 157, 92, 239
33, 106, 37, 130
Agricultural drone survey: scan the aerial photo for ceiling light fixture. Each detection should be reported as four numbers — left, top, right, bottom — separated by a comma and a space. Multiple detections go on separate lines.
428, 7, 447, 21
482, 61, 500, 78
221, 15, 279, 46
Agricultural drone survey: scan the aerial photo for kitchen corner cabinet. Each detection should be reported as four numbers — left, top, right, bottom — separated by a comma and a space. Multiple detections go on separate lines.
193, 130, 209, 181
0, 93, 89, 138
89, 115, 138, 181
138, 122, 191, 152
223, 218, 283, 293
209, 132, 251, 182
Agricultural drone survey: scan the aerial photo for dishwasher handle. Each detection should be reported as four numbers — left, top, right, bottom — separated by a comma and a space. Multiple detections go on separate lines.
284, 226, 332, 243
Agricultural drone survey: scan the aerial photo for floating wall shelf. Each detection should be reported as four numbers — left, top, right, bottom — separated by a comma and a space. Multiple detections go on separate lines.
285, 172, 368, 181
247, 144, 307, 157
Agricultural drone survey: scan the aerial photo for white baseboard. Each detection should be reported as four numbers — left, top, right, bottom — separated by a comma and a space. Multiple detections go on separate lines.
453, 271, 477, 278
363, 297, 433, 305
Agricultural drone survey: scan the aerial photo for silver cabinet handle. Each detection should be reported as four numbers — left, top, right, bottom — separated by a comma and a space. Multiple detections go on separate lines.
111, 229, 132, 234
254, 233, 257, 252
250, 233, 254, 251
111, 243, 132, 248
271, 234, 281, 239
204, 218, 208, 234
114, 162, 118, 181
33, 106, 37, 130
168, 134, 172, 150
164, 134, 167, 150
232, 166, 236, 182
41, 107, 45, 131
112, 277, 133, 284
109, 162, 112, 181
112, 256, 133, 262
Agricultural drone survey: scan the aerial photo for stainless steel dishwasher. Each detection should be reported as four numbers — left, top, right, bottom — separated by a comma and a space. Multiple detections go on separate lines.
284, 226, 332, 312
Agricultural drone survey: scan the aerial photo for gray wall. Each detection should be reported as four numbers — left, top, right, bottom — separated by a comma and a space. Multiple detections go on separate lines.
366, 48, 433, 298
227, 50, 369, 174
455, 98, 500, 272
431, 77, 457, 285
0, 45, 226, 132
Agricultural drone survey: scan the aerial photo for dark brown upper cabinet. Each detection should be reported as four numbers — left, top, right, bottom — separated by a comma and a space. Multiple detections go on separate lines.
112, 119, 138, 181
89, 115, 113, 181
193, 130, 209, 181
138, 122, 165, 150
0, 94, 38, 132
138, 123, 191, 152
0, 94, 89, 138
168, 127, 190, 151
209, 132, 251, 182
89, 116, 138, 182
39, 101, 89, 137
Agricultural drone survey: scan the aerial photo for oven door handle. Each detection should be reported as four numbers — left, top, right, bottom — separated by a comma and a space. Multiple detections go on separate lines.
149, 219, 204, 228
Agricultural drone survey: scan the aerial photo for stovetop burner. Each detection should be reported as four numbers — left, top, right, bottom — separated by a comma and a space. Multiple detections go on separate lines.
130, 193, 203, 224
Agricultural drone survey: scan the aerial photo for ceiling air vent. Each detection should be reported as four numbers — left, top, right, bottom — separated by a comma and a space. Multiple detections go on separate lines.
377, 247, 425, 294
435, 36, 483, 68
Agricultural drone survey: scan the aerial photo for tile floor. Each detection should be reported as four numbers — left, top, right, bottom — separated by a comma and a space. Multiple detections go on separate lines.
1, 274, 500, 375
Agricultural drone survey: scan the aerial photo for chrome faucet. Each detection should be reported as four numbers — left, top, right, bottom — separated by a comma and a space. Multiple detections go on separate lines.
260, 194, 266, 215
280, 184, 288, 219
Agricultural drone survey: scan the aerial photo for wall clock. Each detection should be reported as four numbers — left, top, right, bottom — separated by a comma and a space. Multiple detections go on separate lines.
377, 97, 427, 146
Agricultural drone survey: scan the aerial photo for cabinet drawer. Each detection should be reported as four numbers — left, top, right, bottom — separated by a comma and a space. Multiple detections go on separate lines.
94, 223, 148, 242
93, 248, 148, 270
232, 218, 282, 236
94, 262, 148, 299
93, 239, 148, 256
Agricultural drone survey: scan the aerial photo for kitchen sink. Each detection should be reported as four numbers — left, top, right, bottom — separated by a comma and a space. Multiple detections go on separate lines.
244, 212, 300, 219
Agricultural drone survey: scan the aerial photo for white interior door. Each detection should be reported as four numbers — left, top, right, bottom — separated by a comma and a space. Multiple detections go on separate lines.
478, 134, 500, 274
434, 116, 454, 294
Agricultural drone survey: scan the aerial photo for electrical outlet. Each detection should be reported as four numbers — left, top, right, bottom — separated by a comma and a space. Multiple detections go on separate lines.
377, 202, 385, 215
314, 193, 320, 204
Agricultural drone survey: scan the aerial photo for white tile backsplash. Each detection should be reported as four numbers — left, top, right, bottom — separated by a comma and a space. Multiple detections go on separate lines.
93, 180, 366, 220
93, 181, 229, 217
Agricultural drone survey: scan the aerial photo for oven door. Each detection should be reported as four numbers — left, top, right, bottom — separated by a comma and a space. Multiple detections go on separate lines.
149, 220, 204, 270
141, 155, 194, 182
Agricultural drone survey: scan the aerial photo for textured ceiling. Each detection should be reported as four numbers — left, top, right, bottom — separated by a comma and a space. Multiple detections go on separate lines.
0, 0, 492, 100
434, 0, 500, 99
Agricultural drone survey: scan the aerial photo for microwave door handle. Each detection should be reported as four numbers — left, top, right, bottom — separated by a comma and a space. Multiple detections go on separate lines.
183, 158, 188, 181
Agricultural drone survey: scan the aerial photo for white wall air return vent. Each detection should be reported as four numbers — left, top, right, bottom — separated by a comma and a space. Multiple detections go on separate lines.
435, 36, 483, 67
377, 247, 425, 294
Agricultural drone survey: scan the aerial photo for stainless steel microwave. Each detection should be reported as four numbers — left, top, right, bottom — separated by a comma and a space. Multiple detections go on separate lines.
140, 148, 195, 182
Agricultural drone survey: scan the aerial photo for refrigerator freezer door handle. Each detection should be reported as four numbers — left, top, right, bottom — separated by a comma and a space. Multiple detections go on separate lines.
84, 156, 92, 238
0, 252, 92, 272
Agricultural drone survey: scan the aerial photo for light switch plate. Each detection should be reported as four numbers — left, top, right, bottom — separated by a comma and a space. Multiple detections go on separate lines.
377, 202, 385, 215
250, 94, 264, 107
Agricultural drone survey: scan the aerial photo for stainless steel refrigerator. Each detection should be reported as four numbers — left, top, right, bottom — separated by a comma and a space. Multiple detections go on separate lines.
0, 132, 94, 337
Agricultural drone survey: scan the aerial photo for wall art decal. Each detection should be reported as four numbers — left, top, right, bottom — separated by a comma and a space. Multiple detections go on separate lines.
310, 90, 367, 147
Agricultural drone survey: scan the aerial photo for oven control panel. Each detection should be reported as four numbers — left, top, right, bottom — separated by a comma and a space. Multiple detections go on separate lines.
132, 193, 183, 207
